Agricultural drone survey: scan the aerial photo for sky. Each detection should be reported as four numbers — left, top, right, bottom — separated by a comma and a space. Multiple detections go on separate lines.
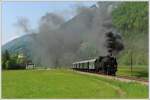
2, 1, 96, 45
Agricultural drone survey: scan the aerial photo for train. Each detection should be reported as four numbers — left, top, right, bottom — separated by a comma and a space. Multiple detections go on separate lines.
72, 54, 118, 76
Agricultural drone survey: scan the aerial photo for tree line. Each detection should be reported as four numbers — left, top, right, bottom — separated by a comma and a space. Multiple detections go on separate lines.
2, 50, 28, 69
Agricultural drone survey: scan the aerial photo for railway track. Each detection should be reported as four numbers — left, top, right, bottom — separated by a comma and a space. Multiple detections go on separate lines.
74, 70, 148, 85
116, 75, 148, 83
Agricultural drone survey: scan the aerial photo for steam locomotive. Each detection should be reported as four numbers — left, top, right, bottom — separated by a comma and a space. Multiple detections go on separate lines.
72, 54, 117, 76
72, 31, 123, 76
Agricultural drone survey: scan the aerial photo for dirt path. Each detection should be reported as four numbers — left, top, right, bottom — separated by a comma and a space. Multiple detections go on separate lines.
75, 71, 148, 85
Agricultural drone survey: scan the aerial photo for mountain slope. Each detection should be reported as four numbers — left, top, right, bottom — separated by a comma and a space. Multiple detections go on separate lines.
2, 34, 35, 58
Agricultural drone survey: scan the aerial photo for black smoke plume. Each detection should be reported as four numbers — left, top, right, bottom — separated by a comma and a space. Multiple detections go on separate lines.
105, 31, 124, 55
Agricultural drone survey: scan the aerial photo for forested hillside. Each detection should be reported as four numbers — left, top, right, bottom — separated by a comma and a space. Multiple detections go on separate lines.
112, 2, 148, 65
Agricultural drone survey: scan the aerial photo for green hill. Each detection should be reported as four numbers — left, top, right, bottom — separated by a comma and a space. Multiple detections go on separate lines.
112, 2, 148, 65
2, 34, 35, 59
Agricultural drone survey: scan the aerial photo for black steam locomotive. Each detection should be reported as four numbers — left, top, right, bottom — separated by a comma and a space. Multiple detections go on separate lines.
72, 54, 117, 76
95, 54, 117, 75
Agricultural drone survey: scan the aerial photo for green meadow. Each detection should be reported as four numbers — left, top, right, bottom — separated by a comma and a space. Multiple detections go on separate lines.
2, 69, 148, 99
117, 65, 148, 80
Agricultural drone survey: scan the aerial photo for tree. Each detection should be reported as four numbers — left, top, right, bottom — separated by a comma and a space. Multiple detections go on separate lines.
112, 2, 148, 36
2, 50, 27, 70
2, 50, 10, 69
112, 2, 148, 65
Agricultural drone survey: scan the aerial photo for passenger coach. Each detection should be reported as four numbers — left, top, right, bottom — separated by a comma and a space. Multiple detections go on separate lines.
72, 59, 96, 71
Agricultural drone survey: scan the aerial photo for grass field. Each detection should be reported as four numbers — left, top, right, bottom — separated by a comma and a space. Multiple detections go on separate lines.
117, 65, 148, 80
2, 69, 148, 99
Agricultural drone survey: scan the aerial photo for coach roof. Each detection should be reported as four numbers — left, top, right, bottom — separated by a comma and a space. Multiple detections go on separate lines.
73, 59, 96, 64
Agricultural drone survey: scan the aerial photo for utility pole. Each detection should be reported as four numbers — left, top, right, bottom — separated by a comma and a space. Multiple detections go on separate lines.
130, 50, 133, 76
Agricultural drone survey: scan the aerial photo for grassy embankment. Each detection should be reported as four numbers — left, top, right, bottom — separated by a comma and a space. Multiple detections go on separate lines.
2, 69, 148, 99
